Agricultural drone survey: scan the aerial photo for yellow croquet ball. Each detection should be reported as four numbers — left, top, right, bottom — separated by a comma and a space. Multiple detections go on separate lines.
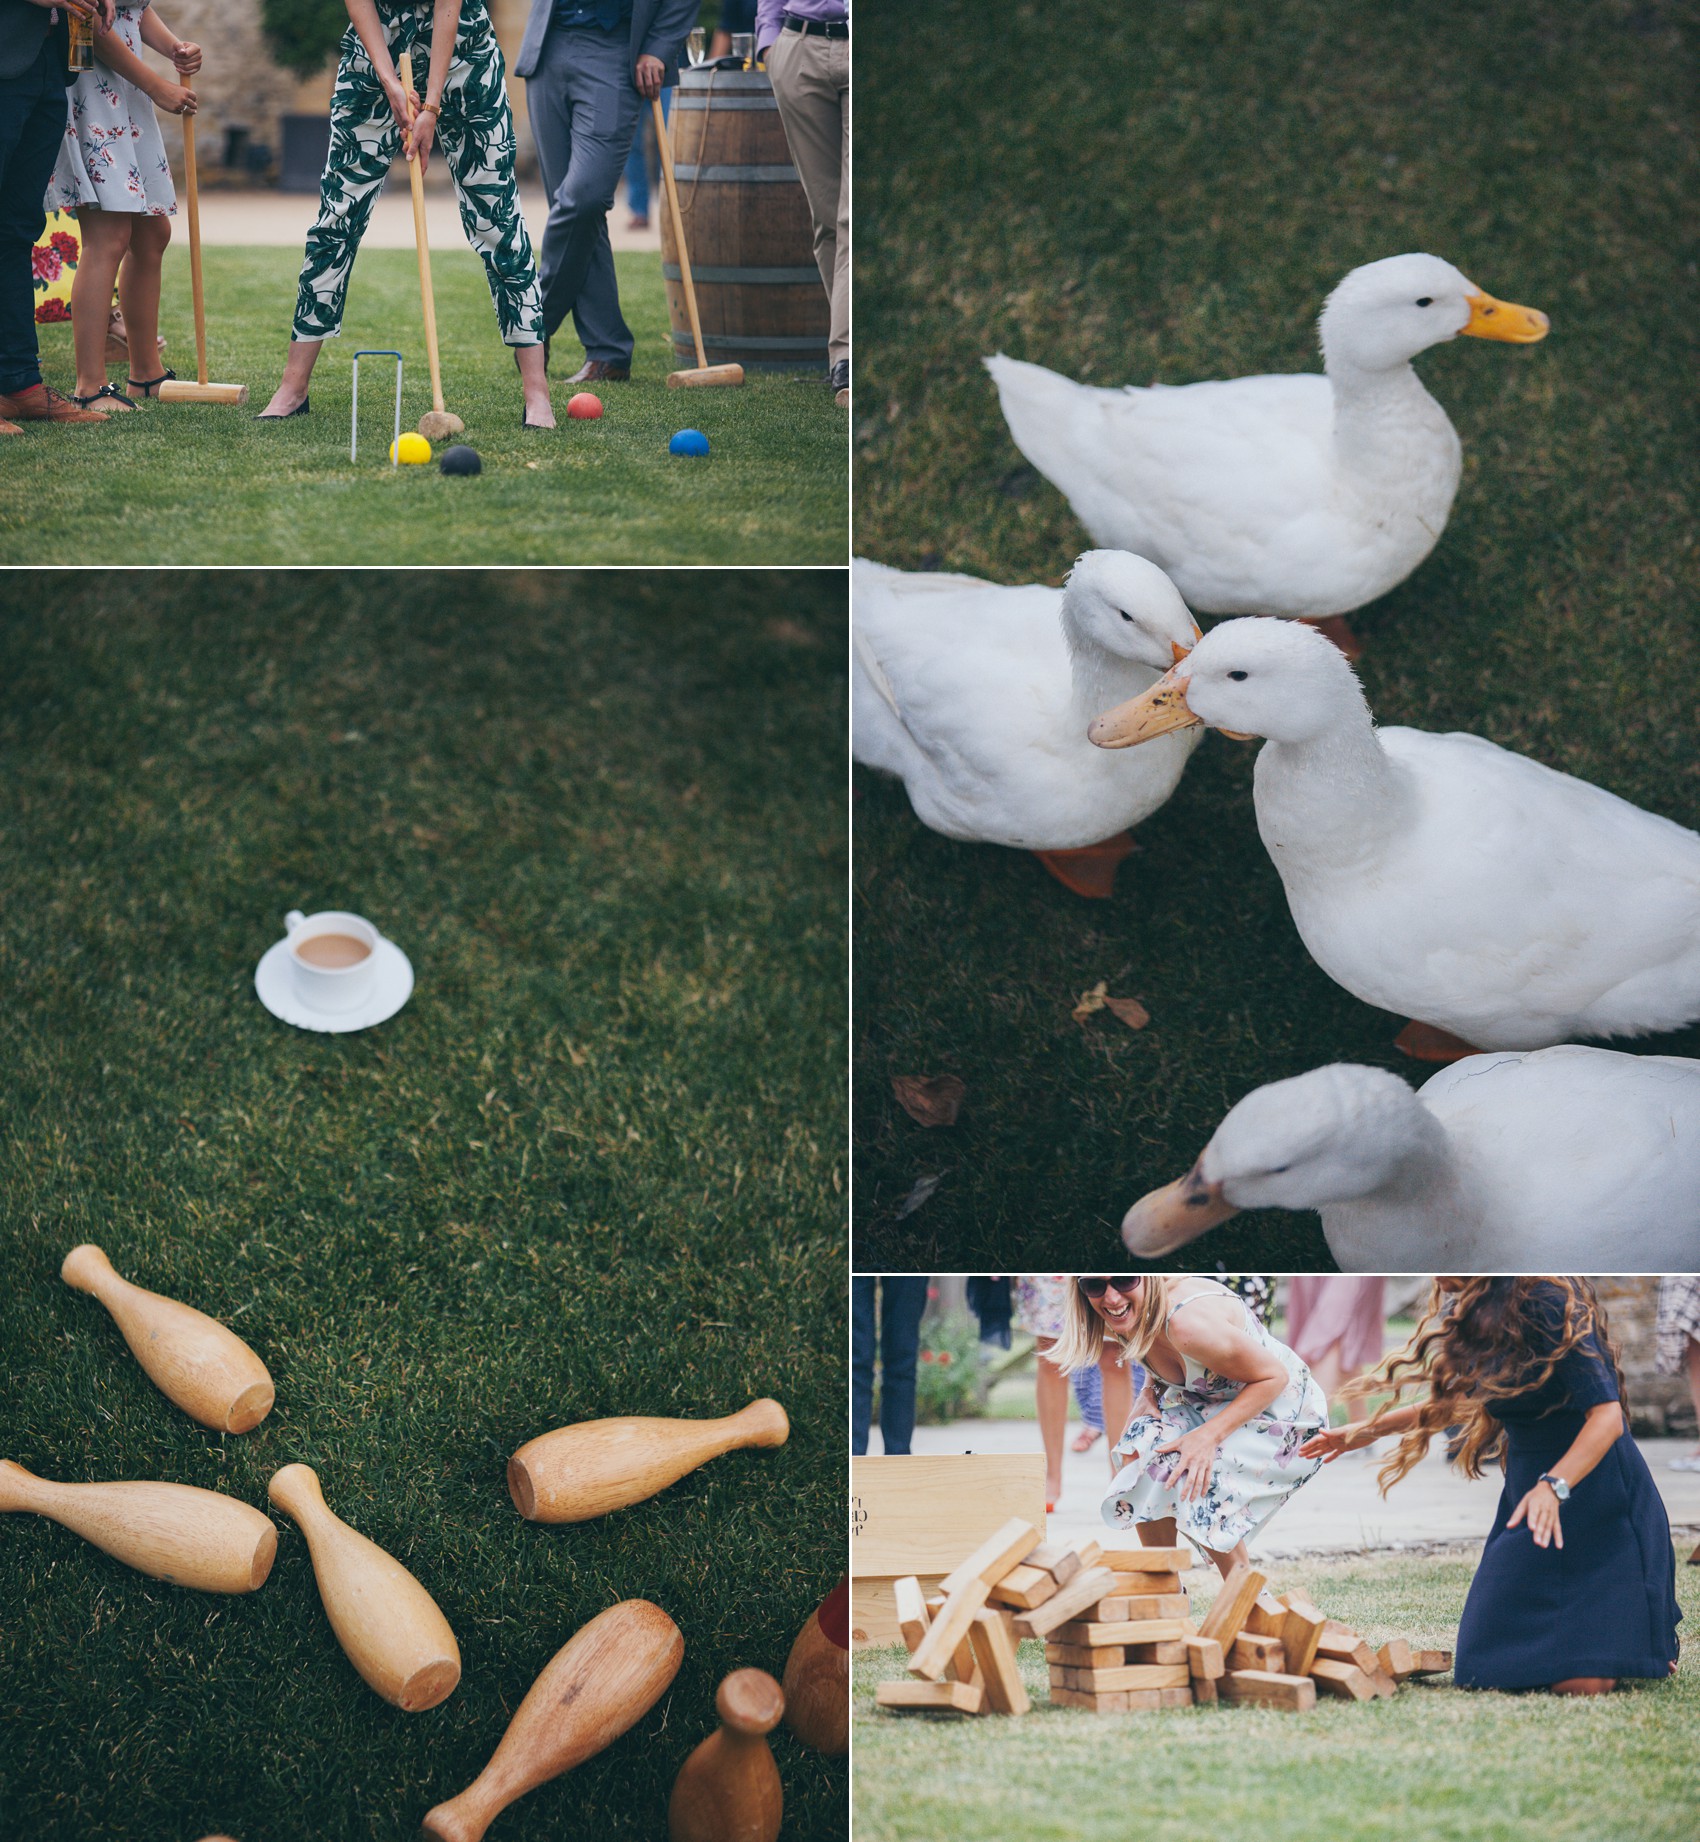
390, 432, 432, 465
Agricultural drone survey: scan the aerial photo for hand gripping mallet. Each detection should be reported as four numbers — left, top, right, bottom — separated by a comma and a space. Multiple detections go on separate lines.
157, 72, 248, 405
653, 91, 743, 387
398, 52, 464, 442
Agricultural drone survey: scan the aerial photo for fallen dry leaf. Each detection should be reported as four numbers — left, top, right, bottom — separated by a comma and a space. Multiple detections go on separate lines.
1072, 981, 1108, 1023
1105, 995, 1152, 1030
891, 1074, 966, 1128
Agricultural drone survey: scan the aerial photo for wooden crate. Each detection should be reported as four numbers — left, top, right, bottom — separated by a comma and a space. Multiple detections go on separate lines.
851, 1455, 1047, 1647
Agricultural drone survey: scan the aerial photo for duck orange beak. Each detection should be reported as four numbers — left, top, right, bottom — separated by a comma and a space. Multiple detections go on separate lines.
1459, 289, 1549, 343
1089, 663, 1200, 750
1121, 1157, 1238, 1257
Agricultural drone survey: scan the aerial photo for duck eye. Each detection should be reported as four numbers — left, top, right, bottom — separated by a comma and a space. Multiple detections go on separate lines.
1118, 610, 1134, 623
1270, 1165, 1291, 1174
1415, 297, 1433, 307
1228, 670, 1249, 682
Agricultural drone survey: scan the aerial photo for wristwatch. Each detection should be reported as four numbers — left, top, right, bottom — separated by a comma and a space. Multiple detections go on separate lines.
1538, 1472, 1570, 1501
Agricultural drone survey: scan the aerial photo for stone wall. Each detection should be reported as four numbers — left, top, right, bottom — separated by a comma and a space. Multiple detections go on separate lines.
1597, 1276, 1695, 1436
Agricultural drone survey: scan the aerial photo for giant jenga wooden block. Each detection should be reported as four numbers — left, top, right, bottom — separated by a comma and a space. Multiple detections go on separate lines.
1011, 1567, 1117, 1639
1219, 1669, 1316, 1711
968, 1609, 1031, 1716
1196, 1563, 1266, 1647
908, 1579, 990, 1682
876, 1679, 983, 1714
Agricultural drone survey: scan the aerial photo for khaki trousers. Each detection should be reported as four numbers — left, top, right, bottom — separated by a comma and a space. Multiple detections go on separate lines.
766, 27, 848, 369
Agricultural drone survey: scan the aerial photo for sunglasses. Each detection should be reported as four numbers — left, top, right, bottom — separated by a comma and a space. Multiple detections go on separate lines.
1077, 1276, 1142, 1299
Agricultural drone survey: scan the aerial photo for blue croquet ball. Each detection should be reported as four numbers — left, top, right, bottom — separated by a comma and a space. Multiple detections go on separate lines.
669, 428, 710, 457
440, 445, 482, 476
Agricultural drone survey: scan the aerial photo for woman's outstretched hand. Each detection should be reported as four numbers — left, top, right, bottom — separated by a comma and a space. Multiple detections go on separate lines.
1299, 1427, 1360, 1463
1507, 1481, 1564, 1550
1154, 1423, 1223, 1501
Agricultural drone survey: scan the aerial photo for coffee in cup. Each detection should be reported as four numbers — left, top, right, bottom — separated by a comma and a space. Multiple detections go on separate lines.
285, 910, 381, 1013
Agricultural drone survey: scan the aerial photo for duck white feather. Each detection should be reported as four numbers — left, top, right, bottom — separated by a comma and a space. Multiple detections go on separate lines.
986, 254, 1548, 618
1122, 1050, 1700, 1270
1090, 617, 1700, 1048
852, 552, 1203, 851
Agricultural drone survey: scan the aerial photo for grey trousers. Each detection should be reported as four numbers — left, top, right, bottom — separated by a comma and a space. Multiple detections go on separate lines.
528, 23, 642, 365
766, 26, 848, 369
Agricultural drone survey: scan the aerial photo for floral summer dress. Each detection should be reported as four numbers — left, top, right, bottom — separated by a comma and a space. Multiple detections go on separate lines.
46, 6, 176, 218
1101, 1281, 1326, 1555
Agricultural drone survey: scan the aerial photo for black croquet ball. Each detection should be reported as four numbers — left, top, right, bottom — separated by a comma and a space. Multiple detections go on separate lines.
440, 445, 482, 476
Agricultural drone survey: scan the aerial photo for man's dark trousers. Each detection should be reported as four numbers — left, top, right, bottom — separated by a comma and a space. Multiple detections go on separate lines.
0, 21, 71, 396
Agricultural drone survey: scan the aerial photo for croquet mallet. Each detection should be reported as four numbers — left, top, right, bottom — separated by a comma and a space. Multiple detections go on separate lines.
399, 52, 464, 442
652, 93, 743, 387
157, 75, 248, 405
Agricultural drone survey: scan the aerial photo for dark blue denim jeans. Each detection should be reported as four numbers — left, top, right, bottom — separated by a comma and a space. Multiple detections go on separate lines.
851, 1275, 929, 1455
0, 36, 69, 395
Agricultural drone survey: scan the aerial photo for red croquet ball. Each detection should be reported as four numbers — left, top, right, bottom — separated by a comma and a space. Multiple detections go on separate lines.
567, 393, 604, 420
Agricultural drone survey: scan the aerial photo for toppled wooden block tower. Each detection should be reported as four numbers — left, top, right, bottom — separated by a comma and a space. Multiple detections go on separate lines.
873, 1517, 1452, 1717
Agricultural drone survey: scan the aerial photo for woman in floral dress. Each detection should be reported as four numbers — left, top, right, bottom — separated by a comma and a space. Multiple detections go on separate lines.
44, 4, 199, 410
257, 0, 552, 428
1015, 1276, 1146, 1511
1053, 1275, 1326, 1578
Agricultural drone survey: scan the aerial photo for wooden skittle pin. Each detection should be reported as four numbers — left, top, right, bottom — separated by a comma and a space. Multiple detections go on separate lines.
668, 1668, 784, 1842
781, 1576, 848, 1755
268, 1464, 460, 1711
420, 1600, 684, 1841
61, 1243, 274, 1432
507, 1399, 788, 1524
0, 1461, 275, 1592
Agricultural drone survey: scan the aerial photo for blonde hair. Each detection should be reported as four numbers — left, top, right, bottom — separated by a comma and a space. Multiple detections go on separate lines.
1048, 1276, 1172, 1375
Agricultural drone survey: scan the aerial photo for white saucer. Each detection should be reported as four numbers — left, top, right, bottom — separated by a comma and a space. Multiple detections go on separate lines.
254, 935, 415, 1034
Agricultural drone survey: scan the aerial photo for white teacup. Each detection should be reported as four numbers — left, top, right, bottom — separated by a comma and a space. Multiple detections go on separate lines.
285, 909, 379, 1014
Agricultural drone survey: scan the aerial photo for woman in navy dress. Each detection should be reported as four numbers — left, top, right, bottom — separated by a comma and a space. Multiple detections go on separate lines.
1302, 1277, 1680, 1695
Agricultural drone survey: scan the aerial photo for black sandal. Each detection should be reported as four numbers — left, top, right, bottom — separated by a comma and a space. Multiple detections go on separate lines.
70, 383, 134, 411
127, 368, 176, 399
254, 397, 310, 420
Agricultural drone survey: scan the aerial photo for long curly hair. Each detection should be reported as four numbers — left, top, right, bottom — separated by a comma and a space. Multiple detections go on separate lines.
1360, 1278, 1624, 1492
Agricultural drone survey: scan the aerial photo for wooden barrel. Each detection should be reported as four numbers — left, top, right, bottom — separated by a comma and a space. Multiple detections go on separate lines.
659, 67, 830, 373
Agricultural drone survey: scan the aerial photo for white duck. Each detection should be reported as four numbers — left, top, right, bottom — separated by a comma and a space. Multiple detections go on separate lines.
1121, 1050, 1700, 1270
853, 551, 1203, 896
1089, 617, 1700, 1054
985, 255, 1549, 633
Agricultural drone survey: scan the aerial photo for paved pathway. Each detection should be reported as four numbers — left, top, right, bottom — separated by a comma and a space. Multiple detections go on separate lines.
904, 1416, 1700, 1560
194, 182, 661, 253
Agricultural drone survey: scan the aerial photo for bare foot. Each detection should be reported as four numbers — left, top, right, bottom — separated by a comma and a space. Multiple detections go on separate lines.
74, 379, 132, 411
524, 388, 556, 429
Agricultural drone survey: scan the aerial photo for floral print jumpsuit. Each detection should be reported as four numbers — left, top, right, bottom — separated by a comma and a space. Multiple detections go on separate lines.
293, 0, 543, 345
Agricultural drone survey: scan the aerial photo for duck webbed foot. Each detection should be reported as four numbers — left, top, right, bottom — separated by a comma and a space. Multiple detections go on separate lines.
1033, 832, 1138, 898
1394, 1020, 1482, 1063
1296, 615, 1365, 662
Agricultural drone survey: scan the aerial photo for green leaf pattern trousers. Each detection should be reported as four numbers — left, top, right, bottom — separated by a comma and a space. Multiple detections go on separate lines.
292, 12, 544, 346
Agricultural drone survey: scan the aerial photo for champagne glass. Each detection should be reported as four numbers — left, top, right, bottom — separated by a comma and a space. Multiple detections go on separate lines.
68, 11, 95, 73
732, 32, 753, 68
687, 27, 706, 65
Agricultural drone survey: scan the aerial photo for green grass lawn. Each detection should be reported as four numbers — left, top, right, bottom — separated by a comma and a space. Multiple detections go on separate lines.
0, 573, 846, 1841
5, 248, 845, 564
850, 0, 1700, 1270
854, 1544, 1700, 1842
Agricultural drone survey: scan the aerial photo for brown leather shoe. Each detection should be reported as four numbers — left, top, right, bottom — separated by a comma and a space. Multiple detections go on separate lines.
566, 359, 631, 384
0, 383, 109, 424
